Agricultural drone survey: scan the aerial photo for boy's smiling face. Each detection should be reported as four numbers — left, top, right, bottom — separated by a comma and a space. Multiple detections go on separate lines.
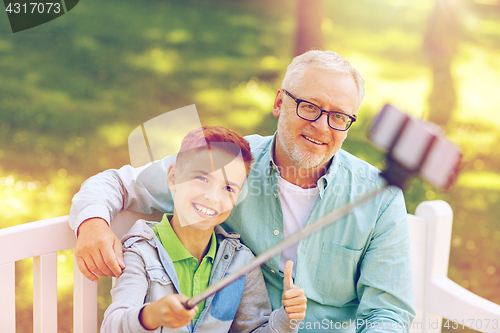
167, 147, 247, 231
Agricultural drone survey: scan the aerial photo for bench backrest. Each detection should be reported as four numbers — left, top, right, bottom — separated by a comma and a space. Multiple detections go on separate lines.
408, 201, 500, 333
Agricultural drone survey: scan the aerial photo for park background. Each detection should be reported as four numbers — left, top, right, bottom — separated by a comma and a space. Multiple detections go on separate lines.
0, 0, 499, 332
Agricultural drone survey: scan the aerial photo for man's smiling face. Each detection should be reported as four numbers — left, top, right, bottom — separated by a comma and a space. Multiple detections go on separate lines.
273, 66, 358, 170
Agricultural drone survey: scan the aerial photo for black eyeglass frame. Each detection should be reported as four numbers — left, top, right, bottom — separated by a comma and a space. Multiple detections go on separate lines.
283, 89, 357, 131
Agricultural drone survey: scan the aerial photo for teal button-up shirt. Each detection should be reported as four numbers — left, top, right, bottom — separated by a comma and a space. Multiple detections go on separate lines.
222, 135, 415, 332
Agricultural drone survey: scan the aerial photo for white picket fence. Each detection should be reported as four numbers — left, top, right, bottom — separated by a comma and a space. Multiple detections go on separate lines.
1, 201, 499, 333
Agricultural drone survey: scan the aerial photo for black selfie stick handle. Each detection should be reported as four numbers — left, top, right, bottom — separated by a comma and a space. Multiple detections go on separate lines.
183, 300, 194, 310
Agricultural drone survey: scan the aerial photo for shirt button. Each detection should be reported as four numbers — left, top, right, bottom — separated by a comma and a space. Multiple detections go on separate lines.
191, 262, 197, 267
271, 269, 275, 274
223, 254, 229, 260
273, 230, 279, 236
162, 276, 166, 281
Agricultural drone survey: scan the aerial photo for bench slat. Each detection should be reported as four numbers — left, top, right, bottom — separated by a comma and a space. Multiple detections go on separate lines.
33, 253, 58, 333
74, 256, 98, 333
0, 262, 16, 333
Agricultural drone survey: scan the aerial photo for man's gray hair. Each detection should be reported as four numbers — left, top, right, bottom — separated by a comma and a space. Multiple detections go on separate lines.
281, 50, 365, 112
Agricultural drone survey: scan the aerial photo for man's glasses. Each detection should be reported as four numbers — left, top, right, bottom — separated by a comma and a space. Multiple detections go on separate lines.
283, 90, 356, 131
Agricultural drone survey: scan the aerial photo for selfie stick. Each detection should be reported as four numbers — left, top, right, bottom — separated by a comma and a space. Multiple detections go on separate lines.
184, 104, 462, 310
184, 185, 386, 309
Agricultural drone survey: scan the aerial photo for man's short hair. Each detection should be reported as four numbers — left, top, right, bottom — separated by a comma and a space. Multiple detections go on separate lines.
176, 126, 253, 175
281, 50, 365, 112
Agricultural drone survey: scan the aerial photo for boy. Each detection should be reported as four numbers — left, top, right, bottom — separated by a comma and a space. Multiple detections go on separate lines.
102, 126, 306, 332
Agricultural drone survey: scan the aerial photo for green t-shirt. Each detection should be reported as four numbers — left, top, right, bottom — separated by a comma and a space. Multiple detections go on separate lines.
151, 214, 217, 323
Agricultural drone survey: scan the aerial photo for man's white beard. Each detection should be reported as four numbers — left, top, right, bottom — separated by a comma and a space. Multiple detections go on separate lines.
277, 123, 327, 170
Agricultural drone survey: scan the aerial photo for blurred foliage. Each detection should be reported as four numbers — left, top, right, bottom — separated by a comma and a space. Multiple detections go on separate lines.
1, 0, 499, 332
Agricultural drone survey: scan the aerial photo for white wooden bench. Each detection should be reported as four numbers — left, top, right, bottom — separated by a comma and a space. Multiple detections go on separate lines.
1, 200, 499, 333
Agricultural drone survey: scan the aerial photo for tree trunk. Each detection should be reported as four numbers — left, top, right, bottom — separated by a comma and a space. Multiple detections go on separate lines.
295, 0, 324, 56
424, 0, 460, 127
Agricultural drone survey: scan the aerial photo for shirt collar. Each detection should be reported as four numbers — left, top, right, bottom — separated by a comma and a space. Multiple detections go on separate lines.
267, 132, 279, 176
154, 214, 217, 263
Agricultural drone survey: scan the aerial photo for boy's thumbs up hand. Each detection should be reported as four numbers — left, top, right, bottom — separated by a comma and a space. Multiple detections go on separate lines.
281, 260, 307, 320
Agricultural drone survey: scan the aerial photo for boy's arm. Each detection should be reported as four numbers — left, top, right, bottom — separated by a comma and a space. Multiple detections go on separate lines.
101, 244, 155, 333
229, 266, 303, 333
70, 157, 176, 280
101, 241, 196, 333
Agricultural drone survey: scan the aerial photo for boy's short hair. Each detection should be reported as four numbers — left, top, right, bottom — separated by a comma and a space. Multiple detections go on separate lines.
176, 126, 253, 175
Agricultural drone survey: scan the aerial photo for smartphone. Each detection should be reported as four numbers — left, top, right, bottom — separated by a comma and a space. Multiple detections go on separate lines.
369, 104, 462, 189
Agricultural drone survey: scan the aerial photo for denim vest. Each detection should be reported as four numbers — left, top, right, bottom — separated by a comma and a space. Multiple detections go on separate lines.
118, 221, 269, 333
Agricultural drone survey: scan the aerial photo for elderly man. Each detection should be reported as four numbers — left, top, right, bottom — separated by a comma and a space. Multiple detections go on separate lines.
70, 50, 415, 332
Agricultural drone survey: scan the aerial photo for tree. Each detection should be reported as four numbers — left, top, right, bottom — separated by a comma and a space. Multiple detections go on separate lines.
424, 0, 460, 127
295, 0, 324, 56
